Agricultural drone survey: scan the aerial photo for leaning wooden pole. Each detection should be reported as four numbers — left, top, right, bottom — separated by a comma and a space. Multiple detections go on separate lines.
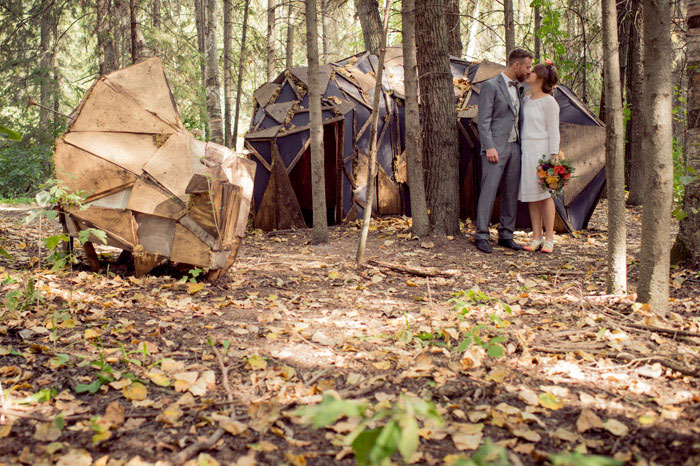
602, 0, 627, 294
355, 0, 392, 264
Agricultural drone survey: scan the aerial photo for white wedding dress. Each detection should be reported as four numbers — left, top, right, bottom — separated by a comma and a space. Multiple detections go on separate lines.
518, 94, 561, 202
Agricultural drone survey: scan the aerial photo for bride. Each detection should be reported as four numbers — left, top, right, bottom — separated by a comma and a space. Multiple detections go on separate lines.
519, 62, 560, 254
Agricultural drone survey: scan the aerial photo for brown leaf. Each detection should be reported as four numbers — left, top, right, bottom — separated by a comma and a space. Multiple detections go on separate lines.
104, 401, 125, 428
576, 409, 603, 433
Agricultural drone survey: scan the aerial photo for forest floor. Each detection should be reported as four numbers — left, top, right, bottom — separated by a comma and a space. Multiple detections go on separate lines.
0, 201, 698, 466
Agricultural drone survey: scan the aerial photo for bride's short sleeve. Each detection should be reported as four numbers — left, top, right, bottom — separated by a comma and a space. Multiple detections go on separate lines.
544, 96, 560, 155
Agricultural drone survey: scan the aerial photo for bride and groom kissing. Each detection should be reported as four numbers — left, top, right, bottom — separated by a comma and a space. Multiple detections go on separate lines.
474, 48, 561, 254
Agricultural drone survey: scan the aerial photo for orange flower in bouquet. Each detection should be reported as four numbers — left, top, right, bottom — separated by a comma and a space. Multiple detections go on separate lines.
536, 151, 575, 195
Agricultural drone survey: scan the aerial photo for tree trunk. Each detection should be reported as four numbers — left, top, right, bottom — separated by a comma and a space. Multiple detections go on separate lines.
205, 0, 224, 144
402, 0, 429, 238
267, 0, 276, 80
194, 0, 209, 138
446, 0, 462, 57
52, 10, 60, 133
356, 0, 382, 54
232, 0, 250, 149
356, 0, 392, 263
306, 0, 329, 243
504, 0, 515, 57
286, 1, 294, 68
626, 0, 645, 205
637, 0, 674, 315
534, 6, 541, 60
466, 0, 481, 58
417, 0, 460, 236
97, 0, 118, 75
130, 0, 149, 63
231, 0, 250, 148
671, 1, 700, 269
224, 0, 233, 146
153, 0, 161, 28
39, 0, 53, 137
602, 0, 627, 294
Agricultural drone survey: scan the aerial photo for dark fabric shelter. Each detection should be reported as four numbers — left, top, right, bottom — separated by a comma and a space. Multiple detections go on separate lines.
244, 48, 605, 232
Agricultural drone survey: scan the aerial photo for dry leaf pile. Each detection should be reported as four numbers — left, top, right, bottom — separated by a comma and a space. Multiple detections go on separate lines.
0, 201, 698, 465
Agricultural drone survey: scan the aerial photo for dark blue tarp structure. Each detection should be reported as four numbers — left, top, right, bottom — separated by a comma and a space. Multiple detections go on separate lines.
245, 48, 605, 232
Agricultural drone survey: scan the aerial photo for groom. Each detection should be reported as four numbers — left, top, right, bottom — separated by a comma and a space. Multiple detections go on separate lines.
474, 48, 533, 254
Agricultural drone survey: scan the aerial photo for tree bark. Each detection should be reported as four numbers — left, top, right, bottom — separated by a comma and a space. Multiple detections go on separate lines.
534, 5, 542, 60
232, 0, 250, 149
285, 0, 294, 68
97, 0, 119, 75
194, 0, 209, 138
356, 0, 392, 263
671, 1, 700, 269
267, 0, 277, 81
205, 0, 224, 144
637, 0, 674, 315
602, 0, 627, 294
130, 0, 149, 63
306, 0, 329, 243
153, 0, 161, 28
402, 0, 429, 238
446, 0, 462, 57
321, 0, 331, 62
355, 0, 382, 54
466, 0, 481, 58
417, 0, 460, 236
504, 0, 515, 57
224, 0, 233, 146
626, 0, 645, 205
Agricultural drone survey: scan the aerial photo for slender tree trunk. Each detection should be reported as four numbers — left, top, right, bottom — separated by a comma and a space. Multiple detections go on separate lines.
224, 0, 233, 146
671, 1, 700, 268
356, 0, 382, 54
97, 0, 118, 75
194, 0, 209, 138
232, 0, 250, 149
602, 0, 627, 294
267, 0, 276, 80
626, 1, 645, 205
356, 0, 392, 263
466, 0, 481, 58
306, 0, 329, 243
321, 0, 332, 62
205, 0, 224, 143
446, 0, 462, 57
130, 0, 149, 62
534, 5, 542, 60
504, 0, 515, 57
39, 0, 52, 137
637, 0, 673, 315
402, 0, 429, 238
153, 0, 161, 28
52, 10, 60, 133
417, 0, 460, 236
286, 1, 294, 68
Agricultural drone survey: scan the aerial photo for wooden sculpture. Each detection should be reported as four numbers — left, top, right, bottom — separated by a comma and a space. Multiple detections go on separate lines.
54, 58, 256, 279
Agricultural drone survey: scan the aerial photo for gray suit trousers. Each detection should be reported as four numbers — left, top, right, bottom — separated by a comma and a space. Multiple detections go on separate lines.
475, 141, 521, 240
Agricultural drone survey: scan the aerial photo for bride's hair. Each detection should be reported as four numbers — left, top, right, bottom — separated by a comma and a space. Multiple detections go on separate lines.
532, 62, 559, 94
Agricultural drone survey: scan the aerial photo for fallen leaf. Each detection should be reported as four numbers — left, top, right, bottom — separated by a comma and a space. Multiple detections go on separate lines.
34, 422, 61, 441
104, 401, 125, 428
551, 428, 578, 442
84, 328, 101, 339
189, 370, 215, 397
249, 440, 278, 452
221, 419, 248, 435
576, 409, 603, 433
245, 355, 268, 371
187, 282, 205, 294
55, 448, 92, 466
603, 419, 629, 436
157, 404, 183, 425
147, 370, 171, 387
0, 420, 12, 438
173, 371, 199, 392
511, 427, 541, 442
123, 382, 147, 401
373, 360, 391, 370
460, 346, 485, 370
518, 389, 539, 406
452, 432, 483, 450
538, 392, 563, 410
197, 453, 220, 466
109, 379, 132, 390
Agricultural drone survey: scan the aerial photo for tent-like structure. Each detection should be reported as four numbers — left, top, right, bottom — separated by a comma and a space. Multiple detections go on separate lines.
54, 58, 256, 279
245, 47, 605, 232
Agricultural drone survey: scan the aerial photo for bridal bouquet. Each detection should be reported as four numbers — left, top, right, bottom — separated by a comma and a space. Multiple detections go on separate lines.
536, 154, 575, 195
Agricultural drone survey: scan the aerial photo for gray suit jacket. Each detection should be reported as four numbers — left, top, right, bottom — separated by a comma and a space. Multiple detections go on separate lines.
477, 76, 525, 156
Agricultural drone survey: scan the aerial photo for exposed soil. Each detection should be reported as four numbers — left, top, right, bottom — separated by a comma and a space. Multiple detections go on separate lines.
0, 201, 698, 466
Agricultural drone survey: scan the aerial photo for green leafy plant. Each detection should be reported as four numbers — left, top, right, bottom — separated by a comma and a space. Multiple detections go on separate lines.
297, 394, 442, 466
549, 452, 623, 466
3, 274, 41, 311
451, 440, 511, 466
179, 267, 203, 284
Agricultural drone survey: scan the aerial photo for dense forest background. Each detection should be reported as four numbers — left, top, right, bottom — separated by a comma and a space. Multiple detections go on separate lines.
0, 0, 689, 200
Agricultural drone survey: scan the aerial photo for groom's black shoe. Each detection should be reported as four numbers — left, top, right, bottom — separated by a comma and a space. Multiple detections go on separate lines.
498, 238, 522, 251
475, 239, 493, 254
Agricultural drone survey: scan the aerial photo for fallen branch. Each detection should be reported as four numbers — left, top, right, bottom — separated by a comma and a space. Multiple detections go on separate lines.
613, 353, 699, 378
366, 259, 457, 278
621, 323, 700, 339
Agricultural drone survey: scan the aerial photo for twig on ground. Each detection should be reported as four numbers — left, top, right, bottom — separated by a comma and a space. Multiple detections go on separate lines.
613, 353, 698, 378
305, 367, 332, 387
366, 259, 457, 278
171, 345, 235, 466
621, 323, 700, 339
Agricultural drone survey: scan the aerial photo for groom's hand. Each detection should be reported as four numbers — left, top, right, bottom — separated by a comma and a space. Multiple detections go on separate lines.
486, 148, 499, 163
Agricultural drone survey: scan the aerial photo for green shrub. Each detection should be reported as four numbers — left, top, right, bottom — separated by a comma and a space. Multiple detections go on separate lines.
0, 143, 53, 198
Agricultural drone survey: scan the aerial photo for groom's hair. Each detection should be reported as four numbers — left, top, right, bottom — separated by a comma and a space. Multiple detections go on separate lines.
507, 48, 533, 66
